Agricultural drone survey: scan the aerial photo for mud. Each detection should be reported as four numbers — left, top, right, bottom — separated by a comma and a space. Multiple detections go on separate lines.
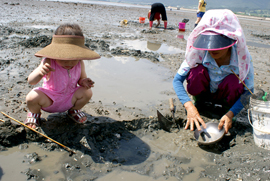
0, 0, 270, 180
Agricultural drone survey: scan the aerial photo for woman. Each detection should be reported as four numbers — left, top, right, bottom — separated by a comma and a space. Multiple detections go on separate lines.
173, 9, 254, 133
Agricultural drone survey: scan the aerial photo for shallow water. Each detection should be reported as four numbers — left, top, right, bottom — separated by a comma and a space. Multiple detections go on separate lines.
29, 25, 57, 30
0, 144, 67, 180
0, 128, 215, 181
246, 41, 270, 49
113, 40, 185, 54
85, 56, 174, 113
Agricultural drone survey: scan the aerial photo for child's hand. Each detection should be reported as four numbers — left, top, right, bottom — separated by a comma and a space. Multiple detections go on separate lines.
79, 78, 95, 89
39, 63, 55, 76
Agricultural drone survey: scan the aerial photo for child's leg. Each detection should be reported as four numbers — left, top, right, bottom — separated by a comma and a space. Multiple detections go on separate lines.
25, 90, 53, 128
69, 87, 92, 123
26, 90, 53, 113
71, 87, 92, 110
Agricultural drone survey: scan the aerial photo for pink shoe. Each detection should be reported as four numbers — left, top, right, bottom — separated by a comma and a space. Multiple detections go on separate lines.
24, 112, 41, 128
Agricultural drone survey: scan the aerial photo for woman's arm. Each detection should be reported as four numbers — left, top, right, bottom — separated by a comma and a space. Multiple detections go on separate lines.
173, 73, 206, 131
172, 73, 190, 104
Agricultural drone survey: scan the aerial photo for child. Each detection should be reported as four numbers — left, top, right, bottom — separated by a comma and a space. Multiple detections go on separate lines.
173, 9, 254, 133
25, 23, 100, 129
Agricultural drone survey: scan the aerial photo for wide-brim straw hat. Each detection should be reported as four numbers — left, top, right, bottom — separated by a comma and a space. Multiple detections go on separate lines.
193, 31, 236, 51
35, 35, 100, 60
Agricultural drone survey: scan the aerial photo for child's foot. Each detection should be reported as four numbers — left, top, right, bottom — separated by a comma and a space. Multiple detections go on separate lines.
24, 112, 41, 129
67, 109, 87, 124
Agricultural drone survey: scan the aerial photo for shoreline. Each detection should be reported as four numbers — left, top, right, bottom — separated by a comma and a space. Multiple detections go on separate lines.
43, 0, 270, 21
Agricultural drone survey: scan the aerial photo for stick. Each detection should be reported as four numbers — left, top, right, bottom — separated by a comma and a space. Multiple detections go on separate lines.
231, 69, 254, 95
0, 112, 76, 155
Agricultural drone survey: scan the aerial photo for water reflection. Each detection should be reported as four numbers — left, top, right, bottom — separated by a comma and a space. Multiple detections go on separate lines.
147, 41, 161, 51
84, 56, 174, 112
112, 40, 185, 54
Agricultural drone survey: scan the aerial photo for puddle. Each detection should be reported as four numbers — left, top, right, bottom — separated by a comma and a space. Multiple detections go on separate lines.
29, 25, 57, 30
247, 41, 270, 48
96, 170, 179, 181
176, 32, 189, 40
112, 40, 185, 54
8, 34, 30, 39
0, 127, 214, 181
84, 56, 174, 113
0, 144, 67, 180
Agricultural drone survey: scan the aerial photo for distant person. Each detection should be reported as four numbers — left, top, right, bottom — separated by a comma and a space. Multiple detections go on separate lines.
173, 9, 254, 134
25, 23, 100, 129
194, 0, 206, 28
148, 3, 167, 29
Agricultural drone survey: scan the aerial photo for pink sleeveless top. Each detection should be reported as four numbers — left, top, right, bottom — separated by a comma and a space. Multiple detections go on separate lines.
34, 59, 81, 113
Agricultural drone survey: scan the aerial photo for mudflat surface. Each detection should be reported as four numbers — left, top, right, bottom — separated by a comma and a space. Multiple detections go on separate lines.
0, 0, 270, 180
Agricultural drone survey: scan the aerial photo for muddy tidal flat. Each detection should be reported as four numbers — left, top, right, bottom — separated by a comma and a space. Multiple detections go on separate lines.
0, 0, 270, 180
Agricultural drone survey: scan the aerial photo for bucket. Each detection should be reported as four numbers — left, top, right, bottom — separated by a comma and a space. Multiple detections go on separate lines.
248, 97, 270, 150
120, 19, 128, 25
139, 17, 145, 23
179, 22, 186, 32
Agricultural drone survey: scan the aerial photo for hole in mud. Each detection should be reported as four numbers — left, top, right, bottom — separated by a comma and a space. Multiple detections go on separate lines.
85, 57, 174, 113
112, 40, 185, 54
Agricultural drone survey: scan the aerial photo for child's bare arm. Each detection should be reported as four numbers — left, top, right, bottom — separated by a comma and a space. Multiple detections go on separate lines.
78, 60, 95, 89
28, 58, 54, 85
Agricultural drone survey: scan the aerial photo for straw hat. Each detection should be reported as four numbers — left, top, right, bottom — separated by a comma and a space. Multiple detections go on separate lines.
193, 31, 236, 51
35, 35, 100, 60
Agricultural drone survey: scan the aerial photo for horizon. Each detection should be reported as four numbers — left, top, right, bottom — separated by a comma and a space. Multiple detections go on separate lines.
43, 0, 270, 18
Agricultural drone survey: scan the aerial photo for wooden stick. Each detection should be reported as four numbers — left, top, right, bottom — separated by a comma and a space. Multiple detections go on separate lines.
0, 112, 76, 155
231, 69, 254, 95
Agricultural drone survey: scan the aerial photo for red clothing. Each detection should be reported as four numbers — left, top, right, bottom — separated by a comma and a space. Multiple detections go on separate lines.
148, 12, 160, 20
186, 64, 244, 106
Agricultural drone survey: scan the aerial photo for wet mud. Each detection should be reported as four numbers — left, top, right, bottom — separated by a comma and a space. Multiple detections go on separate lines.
0, 0, 270, 180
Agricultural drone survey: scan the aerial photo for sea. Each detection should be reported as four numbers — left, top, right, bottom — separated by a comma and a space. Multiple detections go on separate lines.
41, 0, 195, 10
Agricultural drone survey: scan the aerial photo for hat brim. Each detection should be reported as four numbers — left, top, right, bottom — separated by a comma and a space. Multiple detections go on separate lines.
193, 33, 236, 51
35, 35, 100, 60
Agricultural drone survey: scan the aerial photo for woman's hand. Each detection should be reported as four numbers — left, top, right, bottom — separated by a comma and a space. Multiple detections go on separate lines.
79, 78, 95, 89
218, 111, 234, 133
184, 101, 206, 131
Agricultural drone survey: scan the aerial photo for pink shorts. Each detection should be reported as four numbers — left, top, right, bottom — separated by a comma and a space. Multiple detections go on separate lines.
34, 87, 80, 113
